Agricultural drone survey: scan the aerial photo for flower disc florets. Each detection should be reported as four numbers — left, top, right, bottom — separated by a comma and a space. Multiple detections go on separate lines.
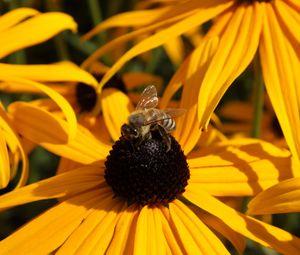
104, 130, 190, 206
76, 83, 97, 112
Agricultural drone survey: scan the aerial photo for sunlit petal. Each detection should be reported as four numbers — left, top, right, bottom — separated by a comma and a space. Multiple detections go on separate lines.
184, 187, 300, 254
0, 12, 77, 58
248, 177, 300, 215
198, 3, 262, 129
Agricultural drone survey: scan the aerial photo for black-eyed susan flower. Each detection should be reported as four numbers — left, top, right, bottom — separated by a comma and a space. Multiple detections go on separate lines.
1, 75, 299, 254
83, 0, 300, 173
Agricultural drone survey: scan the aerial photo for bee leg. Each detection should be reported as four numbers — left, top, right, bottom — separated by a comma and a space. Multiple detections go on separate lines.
155, 124, 172, 152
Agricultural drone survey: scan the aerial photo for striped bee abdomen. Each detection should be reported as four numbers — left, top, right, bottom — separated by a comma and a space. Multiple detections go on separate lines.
159, 112, 176, 132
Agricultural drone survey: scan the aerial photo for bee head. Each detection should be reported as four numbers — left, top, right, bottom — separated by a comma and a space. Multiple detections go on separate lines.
128, 113, 145, 127
121, 124, 139, 140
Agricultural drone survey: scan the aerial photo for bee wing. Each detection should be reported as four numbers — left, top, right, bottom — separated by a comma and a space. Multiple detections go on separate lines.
163, 108, 187, 118
143, 108, 186, 126
136, 85, 158, 110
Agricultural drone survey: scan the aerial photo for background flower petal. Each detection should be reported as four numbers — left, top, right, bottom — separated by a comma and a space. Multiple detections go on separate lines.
0, 12, 77, 58
248, 177, 300, 214
0, 62, 98, 87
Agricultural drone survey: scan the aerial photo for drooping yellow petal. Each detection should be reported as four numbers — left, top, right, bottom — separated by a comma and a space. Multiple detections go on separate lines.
0, 12, 77, 58
0, 189, 104, 255
188, 138, 292, 196
82, 7, 172, 40
3, 77, 77, 142
173, 36, 219, 154
98, 0, 234, 89
9, 102, 68, 144
0, 166, 105, 210
198, 3, 262, 130
248, 177, 300, 215
42, 125, 110, 164
184, 187, 300, 255
0, 105, 29, 188
259, 3, 300, 173
0, 62, 98, 87
0, 128, 10, 188
101, 88, 134, 142
0, 8, 39, 32
169, 200, 230, 254
9, 103, 110, 163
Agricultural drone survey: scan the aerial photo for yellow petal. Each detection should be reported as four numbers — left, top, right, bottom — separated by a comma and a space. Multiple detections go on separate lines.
11, 106, 111, 164
184, 187, 300, 254
191, 205, 245, 254
259, 3, 300, 173
97, 0, 233, 88
42, 123, 110, 164
0, 12, 77, 58
78, 115, 112, 146
274, 1, 300, 44
101, 88, 134, 142
133, 206, 149, 255
0, 166, 105, 210
133, 206, 168, 255
157, 206, 185, 254
188, 138, 293, 196
0, 8, 39, 32
0, 62, 97, 87
173, 36, 219, 154
248, 177, 300, 215
9, 102, 68, 144
198, 3, 262, 130
78, 201, 125, 255
169, 200, 230, 254
82, 7, 172, 40
0, 105, 29, 188
3, 77, 77, 142
57, 195, 125, 254
0, 189, 104, 255
0, 128, 10, 188
106, 205, 139, 254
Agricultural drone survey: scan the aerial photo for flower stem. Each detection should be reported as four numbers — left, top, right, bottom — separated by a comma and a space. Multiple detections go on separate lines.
87, 0, 105, 44
251, 53, 264, 138
46, 0, 70, 60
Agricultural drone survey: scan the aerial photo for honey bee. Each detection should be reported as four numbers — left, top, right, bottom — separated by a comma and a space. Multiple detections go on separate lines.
121, 85, 186, 151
